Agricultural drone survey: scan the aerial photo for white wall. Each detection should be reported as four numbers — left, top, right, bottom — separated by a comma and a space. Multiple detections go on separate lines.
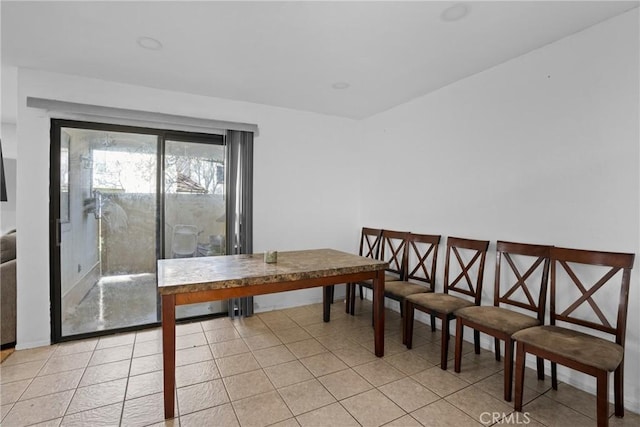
1, 67, 19, 232
15, 69, 361, 348
359, 10, 639, 412
0, 122, 17, 233
251, 105, 364, 311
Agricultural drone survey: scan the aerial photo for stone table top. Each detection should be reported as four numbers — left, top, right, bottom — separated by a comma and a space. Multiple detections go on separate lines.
157, 248, 388, 295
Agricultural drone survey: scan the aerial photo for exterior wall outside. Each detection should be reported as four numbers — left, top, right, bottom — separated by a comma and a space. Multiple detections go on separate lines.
60, 130, 99, 296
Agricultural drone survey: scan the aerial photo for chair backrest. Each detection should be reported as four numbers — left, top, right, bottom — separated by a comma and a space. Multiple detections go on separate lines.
359, 227, 383, 259
550, 247, 634, 346
379, 230, 410, 279
494, 241, 551, 323
172, 224, 199, 257
443, 236, 490, 305
404, 233, 441, 290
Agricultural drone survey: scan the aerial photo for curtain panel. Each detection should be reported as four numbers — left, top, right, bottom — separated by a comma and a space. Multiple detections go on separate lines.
225, 130, 254, 317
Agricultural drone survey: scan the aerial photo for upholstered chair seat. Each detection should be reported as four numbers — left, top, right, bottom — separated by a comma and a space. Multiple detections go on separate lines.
406, 292, 474, 315
456, 306, 540, 336
385, 280, 432, 298
513, 325, 624, 372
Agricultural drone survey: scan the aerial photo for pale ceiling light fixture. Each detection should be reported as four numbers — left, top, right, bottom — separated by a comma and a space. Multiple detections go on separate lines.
331, 82, 350, 90
137, 36, 163, 51
441, 3, 469, 22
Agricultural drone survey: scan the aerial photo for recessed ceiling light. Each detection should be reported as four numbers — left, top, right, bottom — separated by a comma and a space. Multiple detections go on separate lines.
332, 82, 350, 90
441, 3, 469, 22
137, 36, 163, 51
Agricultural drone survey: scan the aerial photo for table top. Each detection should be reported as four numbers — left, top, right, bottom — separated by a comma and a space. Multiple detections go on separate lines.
157, 248, 388, 295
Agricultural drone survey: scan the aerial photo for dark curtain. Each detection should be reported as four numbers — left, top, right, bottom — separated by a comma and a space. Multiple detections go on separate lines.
225, 130, 254, 317
0, 139, 7, 202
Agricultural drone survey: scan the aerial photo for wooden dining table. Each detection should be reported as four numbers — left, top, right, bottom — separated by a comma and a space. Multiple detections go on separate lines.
157, 248, 388, 419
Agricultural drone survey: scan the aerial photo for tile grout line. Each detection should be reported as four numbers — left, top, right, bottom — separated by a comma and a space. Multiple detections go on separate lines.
3, 302, 634, 426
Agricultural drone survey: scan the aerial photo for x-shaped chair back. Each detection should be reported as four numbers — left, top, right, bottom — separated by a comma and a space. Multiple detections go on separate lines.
379, 230, 410, 279
359, 227, 383, 260
495, 241, 551, 321
346, 227, 384, 314
405, 233, 441, 288
443, 236, 490, 304
550, 247, 634, 343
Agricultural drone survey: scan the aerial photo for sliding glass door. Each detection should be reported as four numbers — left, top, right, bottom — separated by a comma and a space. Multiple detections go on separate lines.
55, 126, 159, 337
164, 137, 227, 319
51, 120, 227, 341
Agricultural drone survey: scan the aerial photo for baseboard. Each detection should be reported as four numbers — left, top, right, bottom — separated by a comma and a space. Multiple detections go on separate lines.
253, 285, 347, 313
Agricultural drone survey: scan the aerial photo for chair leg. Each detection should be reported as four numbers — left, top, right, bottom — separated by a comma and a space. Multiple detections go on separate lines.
402, 299, 408, 344
430, 314, 436, 332
359, 284, 364, 300
614, 364, 624, 417
454, 318, 464, 373
405, 301, 415, 348
399, 299, 403, 318
473, 329, 480, 355
596, 371, 609, 427
440, 315, 449, 370
494, 337, 501, 362
328, 285, 334, 304
536, 357, 544, 381
348, 284, 356, 315
504, 338, 514, 402
551, 361, 558, 390
514, 341, 526, 412
345, 283, 351, 314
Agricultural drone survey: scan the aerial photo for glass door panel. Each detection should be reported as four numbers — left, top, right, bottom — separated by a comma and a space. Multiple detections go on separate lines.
59, 127, 159, 336
164, 138, 227, 318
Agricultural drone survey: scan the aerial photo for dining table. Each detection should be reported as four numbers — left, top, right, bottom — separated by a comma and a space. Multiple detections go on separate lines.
157, 248, 388, 419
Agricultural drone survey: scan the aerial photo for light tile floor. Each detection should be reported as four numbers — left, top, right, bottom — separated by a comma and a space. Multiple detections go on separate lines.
1, 300, 639, 427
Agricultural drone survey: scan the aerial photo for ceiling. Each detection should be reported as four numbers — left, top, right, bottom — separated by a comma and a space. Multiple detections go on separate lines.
1, 1, 638, 120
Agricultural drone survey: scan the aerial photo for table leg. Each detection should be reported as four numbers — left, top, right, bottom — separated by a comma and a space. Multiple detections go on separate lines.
162, 294, 176, 419
323, 285, 331, 322
373, 270, 385, 357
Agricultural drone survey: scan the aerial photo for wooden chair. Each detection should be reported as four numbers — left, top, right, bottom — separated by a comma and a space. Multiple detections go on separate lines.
404, 236, 490, 370
348, 229, 410, 315
384, 233, 441, 317
513, 247, 634, 427
454, 241, 551, 401
345, 227, 383, 314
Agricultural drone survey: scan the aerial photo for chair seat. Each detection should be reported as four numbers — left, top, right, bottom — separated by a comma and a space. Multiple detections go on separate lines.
406, 293, 474, 314
455, 306, 540, 336
385, 280, 432, 298
512, 325, 624, 372
358, 273, 401, 288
